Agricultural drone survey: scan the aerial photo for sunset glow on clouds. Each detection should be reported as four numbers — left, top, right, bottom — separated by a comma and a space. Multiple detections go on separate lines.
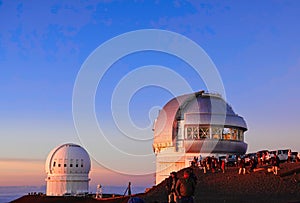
0, 159, 153, 187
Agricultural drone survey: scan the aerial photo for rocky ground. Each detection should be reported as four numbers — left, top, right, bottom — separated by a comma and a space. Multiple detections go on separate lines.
141, 162, 300, 203
12, 162, 300, 203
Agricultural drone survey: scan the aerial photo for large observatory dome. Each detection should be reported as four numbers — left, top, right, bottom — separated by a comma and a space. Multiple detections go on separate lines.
45, 143, 91, 196
153, 91, 247, 148
153, 91, 248, 184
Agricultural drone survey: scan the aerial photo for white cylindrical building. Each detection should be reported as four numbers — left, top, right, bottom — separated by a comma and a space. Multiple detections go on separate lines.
45, 143, 91, 196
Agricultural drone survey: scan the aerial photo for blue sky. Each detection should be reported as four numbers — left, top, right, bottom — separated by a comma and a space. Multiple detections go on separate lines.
1, 0, 300, 186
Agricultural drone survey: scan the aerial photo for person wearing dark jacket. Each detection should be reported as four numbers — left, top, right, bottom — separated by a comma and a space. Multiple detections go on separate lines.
175, 170, 195, 203
166, 171, 178, 203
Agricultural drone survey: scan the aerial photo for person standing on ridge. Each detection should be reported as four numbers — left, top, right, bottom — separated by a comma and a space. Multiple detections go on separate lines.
221, 159, 226, 173
166, 171, 178, 203
272, 154, 280, 175
175, 170, 195, 203
288, 149, 292, 163
238, 157, 246, 175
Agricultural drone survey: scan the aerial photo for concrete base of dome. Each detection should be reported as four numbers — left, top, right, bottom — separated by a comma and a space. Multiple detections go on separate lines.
46, 175, 89, 196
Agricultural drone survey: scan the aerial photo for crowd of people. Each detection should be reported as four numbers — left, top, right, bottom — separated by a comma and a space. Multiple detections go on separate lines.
191, 156, 226, 174
190, 150, 300, 176
165, 151, 300, 203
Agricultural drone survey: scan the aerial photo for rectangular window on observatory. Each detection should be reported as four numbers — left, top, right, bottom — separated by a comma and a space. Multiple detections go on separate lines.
199, 127, 209, 139
240, 131, 244, 141
223, 128, 231, 140
212, 127, 222, 139
237, 129, 244, 141
186, 126, 200, 139
232, 128, 237, 140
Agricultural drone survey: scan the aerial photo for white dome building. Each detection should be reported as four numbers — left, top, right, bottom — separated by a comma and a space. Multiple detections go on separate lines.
45, 143, 91, 196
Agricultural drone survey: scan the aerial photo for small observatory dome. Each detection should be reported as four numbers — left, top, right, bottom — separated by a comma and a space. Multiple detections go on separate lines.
45, 143, 91, 196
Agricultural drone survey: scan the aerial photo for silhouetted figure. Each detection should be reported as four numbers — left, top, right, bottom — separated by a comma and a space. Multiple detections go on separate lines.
199, 154, 202, 166
175, 170, 195, 203
206, 156, 211, 171
211, 157, 217, 173
166, 171, 178, 203
221, 160, 225, 173
262, 153, 266, 165
238, 157, 246, 175
123, 182, 132, 196
128, 182, 131, 196
288, 149, 292, 163
249, 157, 257, 173
257, 152, 262, 166
271, 154, 280, 175
202, 158, 207, 174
